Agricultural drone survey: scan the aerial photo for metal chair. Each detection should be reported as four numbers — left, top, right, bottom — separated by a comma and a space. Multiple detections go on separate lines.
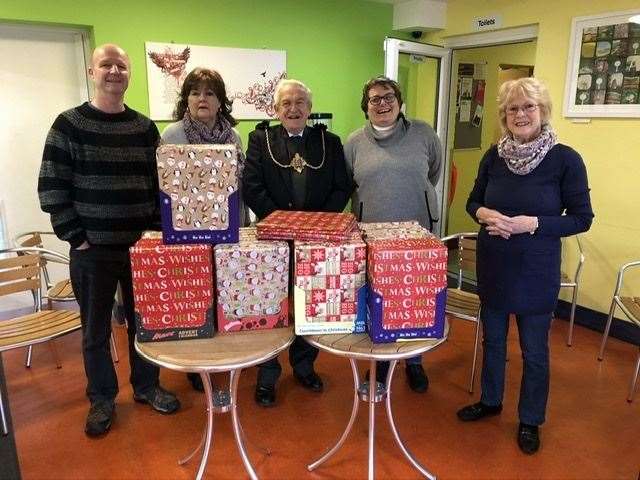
441, 232, 481, 394
562, 235, 586, 347
0, 248, 82, 435
14, 232, 119, 366
597, 260, 640, 402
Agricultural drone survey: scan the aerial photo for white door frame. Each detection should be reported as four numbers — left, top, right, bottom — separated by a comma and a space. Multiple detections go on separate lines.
384, 37, 452, 236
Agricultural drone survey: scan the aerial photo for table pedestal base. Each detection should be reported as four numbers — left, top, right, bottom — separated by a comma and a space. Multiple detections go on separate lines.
308, 359, 436, 480
179, 370, 265, 480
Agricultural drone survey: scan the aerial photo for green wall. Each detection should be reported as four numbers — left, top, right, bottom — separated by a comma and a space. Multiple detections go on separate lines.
1, 0, 397, 144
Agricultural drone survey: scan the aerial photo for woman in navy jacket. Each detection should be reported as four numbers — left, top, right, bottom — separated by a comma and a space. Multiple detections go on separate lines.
456, 78, 593, 454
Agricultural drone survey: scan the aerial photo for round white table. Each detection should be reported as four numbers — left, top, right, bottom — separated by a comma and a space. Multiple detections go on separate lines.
304, 320, 448, 480
135, 326, 295, 480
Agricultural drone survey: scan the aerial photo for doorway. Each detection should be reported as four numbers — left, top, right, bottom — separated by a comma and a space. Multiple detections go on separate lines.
445, 40, 537, 235
384, 38, 451, 236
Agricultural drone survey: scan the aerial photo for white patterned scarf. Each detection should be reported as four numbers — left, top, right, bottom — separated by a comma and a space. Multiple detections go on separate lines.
497, 124, 557, 175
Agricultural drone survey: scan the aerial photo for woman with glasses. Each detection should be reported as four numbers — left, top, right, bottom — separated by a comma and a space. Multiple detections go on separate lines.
161, 67, 248, 392
456, 77, 593, 454
344, 76, 442, 393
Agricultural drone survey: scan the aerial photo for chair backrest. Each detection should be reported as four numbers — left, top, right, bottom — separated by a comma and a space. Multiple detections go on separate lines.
0, 253, 41, 300
18, 232, 43, 249
562, 234, 585, 283
442, 232, 478, 289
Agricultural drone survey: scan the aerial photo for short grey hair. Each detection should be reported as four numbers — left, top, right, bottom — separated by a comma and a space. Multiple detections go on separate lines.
273, 79, 313, 106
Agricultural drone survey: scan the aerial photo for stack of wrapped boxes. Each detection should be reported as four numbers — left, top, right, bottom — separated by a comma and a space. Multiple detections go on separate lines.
362, 223, 448, 343
293, 232, 367, 335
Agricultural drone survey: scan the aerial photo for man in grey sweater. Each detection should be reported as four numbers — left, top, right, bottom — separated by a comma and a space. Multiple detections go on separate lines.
344, 76, 442, 392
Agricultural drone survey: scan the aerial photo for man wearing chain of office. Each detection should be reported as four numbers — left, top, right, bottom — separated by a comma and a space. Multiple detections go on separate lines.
243, 78, 351, 407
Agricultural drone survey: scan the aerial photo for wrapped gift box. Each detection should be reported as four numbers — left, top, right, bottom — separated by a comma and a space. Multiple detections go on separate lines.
214, 239, 289, 332
294, 232, 367, 335
130, 232, 214, 342
366, 236, 447, 343
257, 210, 357, 242
157, 144, 239, 245
360, 221, 428, 241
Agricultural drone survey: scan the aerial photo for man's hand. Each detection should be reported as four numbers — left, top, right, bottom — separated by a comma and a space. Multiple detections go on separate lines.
75, 241, 90, 250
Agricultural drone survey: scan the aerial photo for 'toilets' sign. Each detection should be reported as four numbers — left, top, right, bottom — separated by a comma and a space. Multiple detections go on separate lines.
473, 14, 503, 31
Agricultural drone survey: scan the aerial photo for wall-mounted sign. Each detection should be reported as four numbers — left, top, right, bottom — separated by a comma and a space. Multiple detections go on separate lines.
473, 15, 503, 32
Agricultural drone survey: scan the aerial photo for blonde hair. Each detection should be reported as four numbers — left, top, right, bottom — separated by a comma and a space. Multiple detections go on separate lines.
497, 77, 552, 134
274, 79, 312, 107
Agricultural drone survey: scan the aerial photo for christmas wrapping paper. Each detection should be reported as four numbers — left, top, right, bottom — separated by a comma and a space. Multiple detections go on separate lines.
365, 235, 448, 343
214, 239, 289, 332
157, 144, 239, 245
294, 232, 367, 335
130, 232, 215, 342
257, 210, 357, 242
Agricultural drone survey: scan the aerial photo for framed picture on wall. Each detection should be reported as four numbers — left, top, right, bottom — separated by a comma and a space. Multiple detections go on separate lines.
563, 9, 640, 117
145, 42, 286, 121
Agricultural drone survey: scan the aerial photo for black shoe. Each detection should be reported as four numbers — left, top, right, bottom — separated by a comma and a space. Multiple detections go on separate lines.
518, 423, 540, 454
406, 364, 429, 393
293, 371, 324, 392
85, 399, 115, 437
456, 402, 503, 422
187, 372, 204, 392
255, 384, 276, 407
133, 386, 180, 414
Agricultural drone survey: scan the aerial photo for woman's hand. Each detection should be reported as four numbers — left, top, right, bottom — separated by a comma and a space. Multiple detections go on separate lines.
476, 207, 513, 239
505, 215, 538, 235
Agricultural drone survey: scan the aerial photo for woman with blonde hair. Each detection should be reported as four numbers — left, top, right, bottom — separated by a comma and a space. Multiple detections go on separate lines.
456, 77, 593, 454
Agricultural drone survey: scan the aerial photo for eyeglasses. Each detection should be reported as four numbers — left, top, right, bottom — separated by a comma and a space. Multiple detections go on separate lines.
506, 103, 538, 116
368, 93, 397, 106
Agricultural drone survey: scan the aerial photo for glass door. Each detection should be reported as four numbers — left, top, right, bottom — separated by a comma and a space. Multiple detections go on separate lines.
384, 38, 452, 236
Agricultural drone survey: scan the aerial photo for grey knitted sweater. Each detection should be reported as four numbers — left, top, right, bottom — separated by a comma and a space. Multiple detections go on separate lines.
344, 117, 442, 230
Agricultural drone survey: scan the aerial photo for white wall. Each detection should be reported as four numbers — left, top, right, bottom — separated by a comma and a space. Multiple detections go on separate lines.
0, 23, 89, 281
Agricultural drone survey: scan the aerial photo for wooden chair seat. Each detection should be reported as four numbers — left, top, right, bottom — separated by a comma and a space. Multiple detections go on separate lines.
619, 297, 640, 325
0, 310, 81, 352
446, 289, 481, 319
598, 260, 640, 402
47, 279, 74, 301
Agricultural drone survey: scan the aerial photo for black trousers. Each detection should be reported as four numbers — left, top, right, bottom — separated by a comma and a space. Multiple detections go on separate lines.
70, 246, 159, 403
257, 336, 318, 387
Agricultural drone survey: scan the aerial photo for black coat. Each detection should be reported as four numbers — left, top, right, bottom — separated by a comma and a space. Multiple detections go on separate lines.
242, 123, 351, 220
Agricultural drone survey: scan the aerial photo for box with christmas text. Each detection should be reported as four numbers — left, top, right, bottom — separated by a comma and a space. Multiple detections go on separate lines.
157, 144, 239, 245
366, 237, 447, 343
214, 239, 289, 332
294, 233, 368, 335
130, 232, 215, 342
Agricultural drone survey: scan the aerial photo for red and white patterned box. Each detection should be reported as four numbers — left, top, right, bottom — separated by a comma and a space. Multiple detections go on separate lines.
365, 231, 448, 342
130, 232, 215, 342
214, 239, 289, 332
157, 144, 240, 244
294, 232, 367, 335
257, 210, 358, 242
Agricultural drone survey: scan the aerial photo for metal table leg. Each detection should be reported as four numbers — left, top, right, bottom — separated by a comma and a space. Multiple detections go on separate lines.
195, 372, 215, 480
230, 369, 259, 480
308, 358, 361, 471
385, 360, 436, 480
368, 359, 377, 480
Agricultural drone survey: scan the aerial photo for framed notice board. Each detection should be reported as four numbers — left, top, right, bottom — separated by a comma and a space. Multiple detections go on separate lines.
453, 62, 486, 150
